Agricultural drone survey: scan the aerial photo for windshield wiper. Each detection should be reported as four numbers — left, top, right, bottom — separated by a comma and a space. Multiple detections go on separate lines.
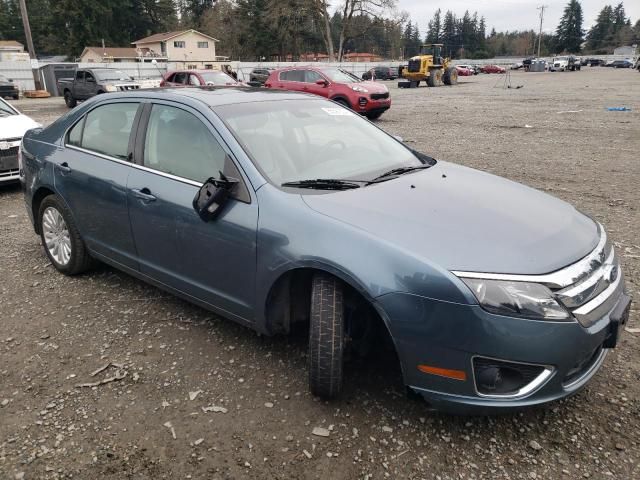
368, 164, 432, 184
281, 179, 362, 190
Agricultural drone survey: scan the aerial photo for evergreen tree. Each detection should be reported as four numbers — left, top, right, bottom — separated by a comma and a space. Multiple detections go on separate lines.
555, 0, 584, 53
441, 10, 456, 57
426, 8, 441, 44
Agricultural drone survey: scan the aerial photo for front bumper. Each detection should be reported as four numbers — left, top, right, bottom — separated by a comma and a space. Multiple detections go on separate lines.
377, 286, 631, 415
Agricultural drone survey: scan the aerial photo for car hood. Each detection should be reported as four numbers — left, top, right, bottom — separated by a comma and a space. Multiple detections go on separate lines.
358, 81, 389, 93
0, 113, 40, 139
302, 161, 599, 275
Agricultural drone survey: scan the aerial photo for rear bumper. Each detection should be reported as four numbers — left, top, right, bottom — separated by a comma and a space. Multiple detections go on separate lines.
377, 287, 631, 415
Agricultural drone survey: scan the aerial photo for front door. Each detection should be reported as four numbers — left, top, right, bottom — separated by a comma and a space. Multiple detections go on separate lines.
127, 102, 258, 322
54, 101, 141, 269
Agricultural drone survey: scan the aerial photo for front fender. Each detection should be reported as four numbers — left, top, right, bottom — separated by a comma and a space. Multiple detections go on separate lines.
254, 185, 475, 332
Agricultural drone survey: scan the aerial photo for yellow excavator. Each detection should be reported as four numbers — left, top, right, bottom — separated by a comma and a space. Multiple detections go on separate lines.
400, 44, 458, 88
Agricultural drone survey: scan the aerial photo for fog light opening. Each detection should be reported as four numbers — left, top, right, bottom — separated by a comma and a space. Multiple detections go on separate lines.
473, 357, 550, 398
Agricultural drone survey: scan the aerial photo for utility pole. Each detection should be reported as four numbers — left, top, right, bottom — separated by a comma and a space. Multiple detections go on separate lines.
18, 0, 42, 90
536, 5, 547, 58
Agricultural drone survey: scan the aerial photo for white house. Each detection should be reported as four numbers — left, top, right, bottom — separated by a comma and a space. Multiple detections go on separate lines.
132, 30, 220, 69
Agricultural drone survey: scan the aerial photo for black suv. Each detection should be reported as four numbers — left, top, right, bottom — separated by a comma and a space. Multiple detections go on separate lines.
362, 66, 397, 80
0, 75, 19, 100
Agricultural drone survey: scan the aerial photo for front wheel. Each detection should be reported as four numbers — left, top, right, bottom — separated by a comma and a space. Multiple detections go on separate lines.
366, 111, 383, 120
308, 273, 345, 398
38, 195, 93, 275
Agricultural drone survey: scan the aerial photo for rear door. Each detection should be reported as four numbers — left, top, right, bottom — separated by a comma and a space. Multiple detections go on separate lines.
127, 101, 258, 321
276, 69, 305, 91
54, 101, 142, 269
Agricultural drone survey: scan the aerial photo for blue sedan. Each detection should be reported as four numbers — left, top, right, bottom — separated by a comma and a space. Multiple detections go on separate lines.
20, 88, 631, 413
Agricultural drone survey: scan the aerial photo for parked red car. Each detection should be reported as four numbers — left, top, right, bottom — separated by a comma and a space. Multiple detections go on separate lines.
265, 66, 391, 119
480, 64, 506, 74
455, 65, 473, 76
160, 70, 241, 87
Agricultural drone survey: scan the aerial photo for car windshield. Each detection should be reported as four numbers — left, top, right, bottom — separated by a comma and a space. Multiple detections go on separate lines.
0, 98, 16, 116
321, 68, 360, 84
94, 70, 132, 81
216, 99, 425, 188
200, 71, 237, 85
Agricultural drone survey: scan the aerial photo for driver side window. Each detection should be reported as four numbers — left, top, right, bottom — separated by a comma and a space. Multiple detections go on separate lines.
304, 70, 323, 83
143, 104, 226, 183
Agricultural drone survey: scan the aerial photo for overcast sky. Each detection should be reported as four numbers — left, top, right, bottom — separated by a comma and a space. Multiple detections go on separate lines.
398, 0, 640, 35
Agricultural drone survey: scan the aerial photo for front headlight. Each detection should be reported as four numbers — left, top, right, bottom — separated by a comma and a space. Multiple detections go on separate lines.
461, 278, 571, 321
351, 85, 368, 93
105, 85, 118, 92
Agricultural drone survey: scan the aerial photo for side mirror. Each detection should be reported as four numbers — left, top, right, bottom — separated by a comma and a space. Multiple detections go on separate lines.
315, 79, 328, 87
192, 172, 239, 222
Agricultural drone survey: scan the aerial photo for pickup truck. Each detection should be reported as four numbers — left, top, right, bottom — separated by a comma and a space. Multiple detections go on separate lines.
58, 68, 141, 108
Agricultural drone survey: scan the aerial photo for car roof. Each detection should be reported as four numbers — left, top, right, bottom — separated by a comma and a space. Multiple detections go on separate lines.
104, 86, 315, 107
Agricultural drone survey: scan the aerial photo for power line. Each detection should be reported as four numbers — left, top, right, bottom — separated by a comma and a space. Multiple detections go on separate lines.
536, 5, 547, 58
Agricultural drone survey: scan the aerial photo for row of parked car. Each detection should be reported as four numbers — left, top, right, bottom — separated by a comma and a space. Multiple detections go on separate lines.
58, 66, 392, 120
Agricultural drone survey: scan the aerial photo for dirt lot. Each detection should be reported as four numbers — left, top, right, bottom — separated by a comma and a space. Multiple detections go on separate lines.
1, 68, 639, 480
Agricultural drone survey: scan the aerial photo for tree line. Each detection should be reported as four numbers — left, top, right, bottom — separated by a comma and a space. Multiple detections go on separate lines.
0, 0, 638, 60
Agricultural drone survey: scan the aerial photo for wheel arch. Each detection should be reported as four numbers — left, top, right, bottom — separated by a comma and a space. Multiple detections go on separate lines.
329, 95, 352, 108
31, 185, 57, 234
262, 265, 404, 378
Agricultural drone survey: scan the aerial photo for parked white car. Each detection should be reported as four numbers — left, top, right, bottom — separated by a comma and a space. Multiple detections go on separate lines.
0, 97, 40, 184
550, 57, 569, 72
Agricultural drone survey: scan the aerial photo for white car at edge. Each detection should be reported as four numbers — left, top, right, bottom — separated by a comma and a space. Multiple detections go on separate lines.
0, 97, 40, 184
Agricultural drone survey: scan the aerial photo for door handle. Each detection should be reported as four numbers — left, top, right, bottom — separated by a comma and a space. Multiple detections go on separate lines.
131, 188, 157, 202
56, 162, 71, 173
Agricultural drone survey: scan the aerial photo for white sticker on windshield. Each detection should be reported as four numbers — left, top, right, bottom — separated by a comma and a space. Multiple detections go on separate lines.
322, 107, 354, 116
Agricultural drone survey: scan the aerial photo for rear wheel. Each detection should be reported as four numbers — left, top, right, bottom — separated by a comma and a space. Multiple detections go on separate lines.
63, 90, 76, 108
38, 195, 92, 275
308, 273, 345, 398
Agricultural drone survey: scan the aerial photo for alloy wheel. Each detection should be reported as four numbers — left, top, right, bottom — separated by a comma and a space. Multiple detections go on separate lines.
42, 206, 72, 266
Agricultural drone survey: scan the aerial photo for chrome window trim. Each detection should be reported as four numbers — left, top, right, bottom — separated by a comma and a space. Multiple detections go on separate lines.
470, 355, 555, 400
65, 144, 202, 187
452, 224, 606, 289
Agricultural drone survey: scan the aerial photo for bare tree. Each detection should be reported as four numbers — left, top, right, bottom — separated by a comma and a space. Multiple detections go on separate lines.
312, 0, 397, 61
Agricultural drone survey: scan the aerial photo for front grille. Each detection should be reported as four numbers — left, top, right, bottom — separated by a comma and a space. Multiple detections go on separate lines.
551, 228, 623, 327
117, 85, 141, 91
0, 146, 19, 172
408, 59, 421, 73
371, 92, 389, 100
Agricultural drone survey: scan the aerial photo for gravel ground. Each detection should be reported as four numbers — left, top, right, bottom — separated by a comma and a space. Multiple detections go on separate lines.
1, 68, 639, 480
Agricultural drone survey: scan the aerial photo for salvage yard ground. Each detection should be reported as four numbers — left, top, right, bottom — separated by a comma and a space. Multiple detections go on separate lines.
1, 68, 639, 479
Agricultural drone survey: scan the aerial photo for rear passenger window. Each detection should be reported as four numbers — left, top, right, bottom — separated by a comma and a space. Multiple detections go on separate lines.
173, 72, 187, 84
144, 104, 226, 182
280, 70, 304, 82
81, 103, 139, 160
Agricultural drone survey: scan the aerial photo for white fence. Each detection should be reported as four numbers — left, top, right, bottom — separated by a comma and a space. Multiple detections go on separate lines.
1, 54, 636, 93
